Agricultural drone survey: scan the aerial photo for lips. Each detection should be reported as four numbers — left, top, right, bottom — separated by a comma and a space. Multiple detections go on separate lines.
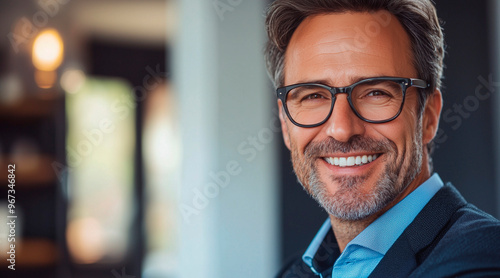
323, 154, 379, 167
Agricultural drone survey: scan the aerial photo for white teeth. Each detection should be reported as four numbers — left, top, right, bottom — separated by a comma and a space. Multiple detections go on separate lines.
325, 157, 334, 165
362, 155, 368, 163
355, 156, 361, 165
324, 154, 380, 167
339, 157, 347, 167
346, 157, 355, 166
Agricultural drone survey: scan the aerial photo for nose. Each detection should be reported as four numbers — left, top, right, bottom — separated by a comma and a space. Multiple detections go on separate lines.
323, 94, 365, 142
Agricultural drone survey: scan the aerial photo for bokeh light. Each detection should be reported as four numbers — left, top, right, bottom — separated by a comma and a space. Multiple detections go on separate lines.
32, 29, 64, 71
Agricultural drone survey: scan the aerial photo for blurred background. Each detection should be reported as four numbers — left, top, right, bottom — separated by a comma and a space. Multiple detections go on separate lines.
0, 0, 498, 277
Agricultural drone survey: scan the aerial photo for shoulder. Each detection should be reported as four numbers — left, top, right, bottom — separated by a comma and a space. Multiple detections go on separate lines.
440, 203, 500, 250
412, 203, 500, 277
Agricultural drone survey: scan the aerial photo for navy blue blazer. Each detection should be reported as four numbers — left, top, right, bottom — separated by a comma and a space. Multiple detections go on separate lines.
277, 184, 500, 277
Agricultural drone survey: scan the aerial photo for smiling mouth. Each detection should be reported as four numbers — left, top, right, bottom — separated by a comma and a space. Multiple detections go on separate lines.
323, 154, 380, 167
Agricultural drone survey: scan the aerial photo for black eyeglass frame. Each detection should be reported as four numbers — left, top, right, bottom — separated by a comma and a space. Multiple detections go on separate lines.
276, 77, 430, 128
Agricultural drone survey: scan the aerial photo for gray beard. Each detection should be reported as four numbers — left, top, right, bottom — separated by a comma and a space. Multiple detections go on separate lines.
292, 124, 423, 221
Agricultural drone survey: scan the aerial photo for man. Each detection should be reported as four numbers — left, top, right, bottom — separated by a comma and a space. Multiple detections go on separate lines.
265, 0, 500, 277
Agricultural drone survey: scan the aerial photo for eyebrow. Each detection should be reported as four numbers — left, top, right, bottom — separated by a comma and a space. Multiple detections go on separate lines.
295, 75, 390, 87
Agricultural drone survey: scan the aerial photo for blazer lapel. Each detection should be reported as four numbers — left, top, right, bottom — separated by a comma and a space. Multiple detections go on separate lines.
368, 184, 467, 278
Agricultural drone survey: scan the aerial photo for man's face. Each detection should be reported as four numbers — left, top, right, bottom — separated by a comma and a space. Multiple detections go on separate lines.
279, 12, 442, 221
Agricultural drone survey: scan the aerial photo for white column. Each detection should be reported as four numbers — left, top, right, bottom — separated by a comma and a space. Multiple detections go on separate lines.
173, 0, 278, 277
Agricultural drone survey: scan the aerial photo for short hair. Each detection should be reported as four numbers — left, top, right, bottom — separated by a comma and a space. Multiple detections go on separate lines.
265, 0, 444, 99
264, 0, 445, 169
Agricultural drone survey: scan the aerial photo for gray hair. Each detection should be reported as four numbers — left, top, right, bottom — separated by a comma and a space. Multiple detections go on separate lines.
265, 0, 444, 101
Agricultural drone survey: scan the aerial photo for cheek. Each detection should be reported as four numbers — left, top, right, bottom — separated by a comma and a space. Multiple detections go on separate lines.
370, 116, 418, 156
288, 125, 320, 153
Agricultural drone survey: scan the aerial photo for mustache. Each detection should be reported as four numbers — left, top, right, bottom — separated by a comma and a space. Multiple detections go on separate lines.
304, 135, 396, 159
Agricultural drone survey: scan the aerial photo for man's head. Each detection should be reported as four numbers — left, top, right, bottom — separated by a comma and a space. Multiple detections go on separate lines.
265, 0, 444, 221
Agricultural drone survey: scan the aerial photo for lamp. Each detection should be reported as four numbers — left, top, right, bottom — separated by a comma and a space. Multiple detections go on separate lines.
32, 29, 64, 89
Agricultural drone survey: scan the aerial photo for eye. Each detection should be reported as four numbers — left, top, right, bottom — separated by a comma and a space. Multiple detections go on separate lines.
303, 93, 327, 100
286, 86, 331, 106
366, 90, 391, 98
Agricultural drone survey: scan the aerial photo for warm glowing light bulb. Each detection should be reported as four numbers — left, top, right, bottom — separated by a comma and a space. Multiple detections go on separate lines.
32, 29, 64, 71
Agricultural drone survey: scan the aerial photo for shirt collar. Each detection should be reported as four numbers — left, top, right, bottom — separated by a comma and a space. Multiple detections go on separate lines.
302, 219, 339, 276
302, 218, 332, 272
350, 173, 443, 255
301, 173, 444, 272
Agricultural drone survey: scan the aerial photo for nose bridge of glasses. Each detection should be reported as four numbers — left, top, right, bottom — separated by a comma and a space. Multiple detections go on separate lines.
329, 90, 355, 120
331, 86, 350, 96
323, 88, 364, 141
330, 86, 363, 124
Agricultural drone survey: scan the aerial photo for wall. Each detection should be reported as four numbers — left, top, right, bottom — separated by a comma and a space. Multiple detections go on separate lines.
173, 1, 278, 277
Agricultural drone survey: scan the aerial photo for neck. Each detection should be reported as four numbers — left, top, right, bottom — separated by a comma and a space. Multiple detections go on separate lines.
329, 212, 381, 252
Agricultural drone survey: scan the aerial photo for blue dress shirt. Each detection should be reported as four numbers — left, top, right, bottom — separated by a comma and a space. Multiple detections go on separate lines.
302, 173, 444, 278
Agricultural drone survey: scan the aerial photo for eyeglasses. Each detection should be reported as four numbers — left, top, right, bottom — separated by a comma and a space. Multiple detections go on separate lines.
276, 77, 429, 128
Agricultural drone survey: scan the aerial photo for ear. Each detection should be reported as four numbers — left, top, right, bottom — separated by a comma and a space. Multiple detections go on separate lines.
422, 89, 443, 144
278, 100, 291, 150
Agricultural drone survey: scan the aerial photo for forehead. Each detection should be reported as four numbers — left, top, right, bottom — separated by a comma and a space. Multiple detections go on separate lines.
284, 11, 415, 86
